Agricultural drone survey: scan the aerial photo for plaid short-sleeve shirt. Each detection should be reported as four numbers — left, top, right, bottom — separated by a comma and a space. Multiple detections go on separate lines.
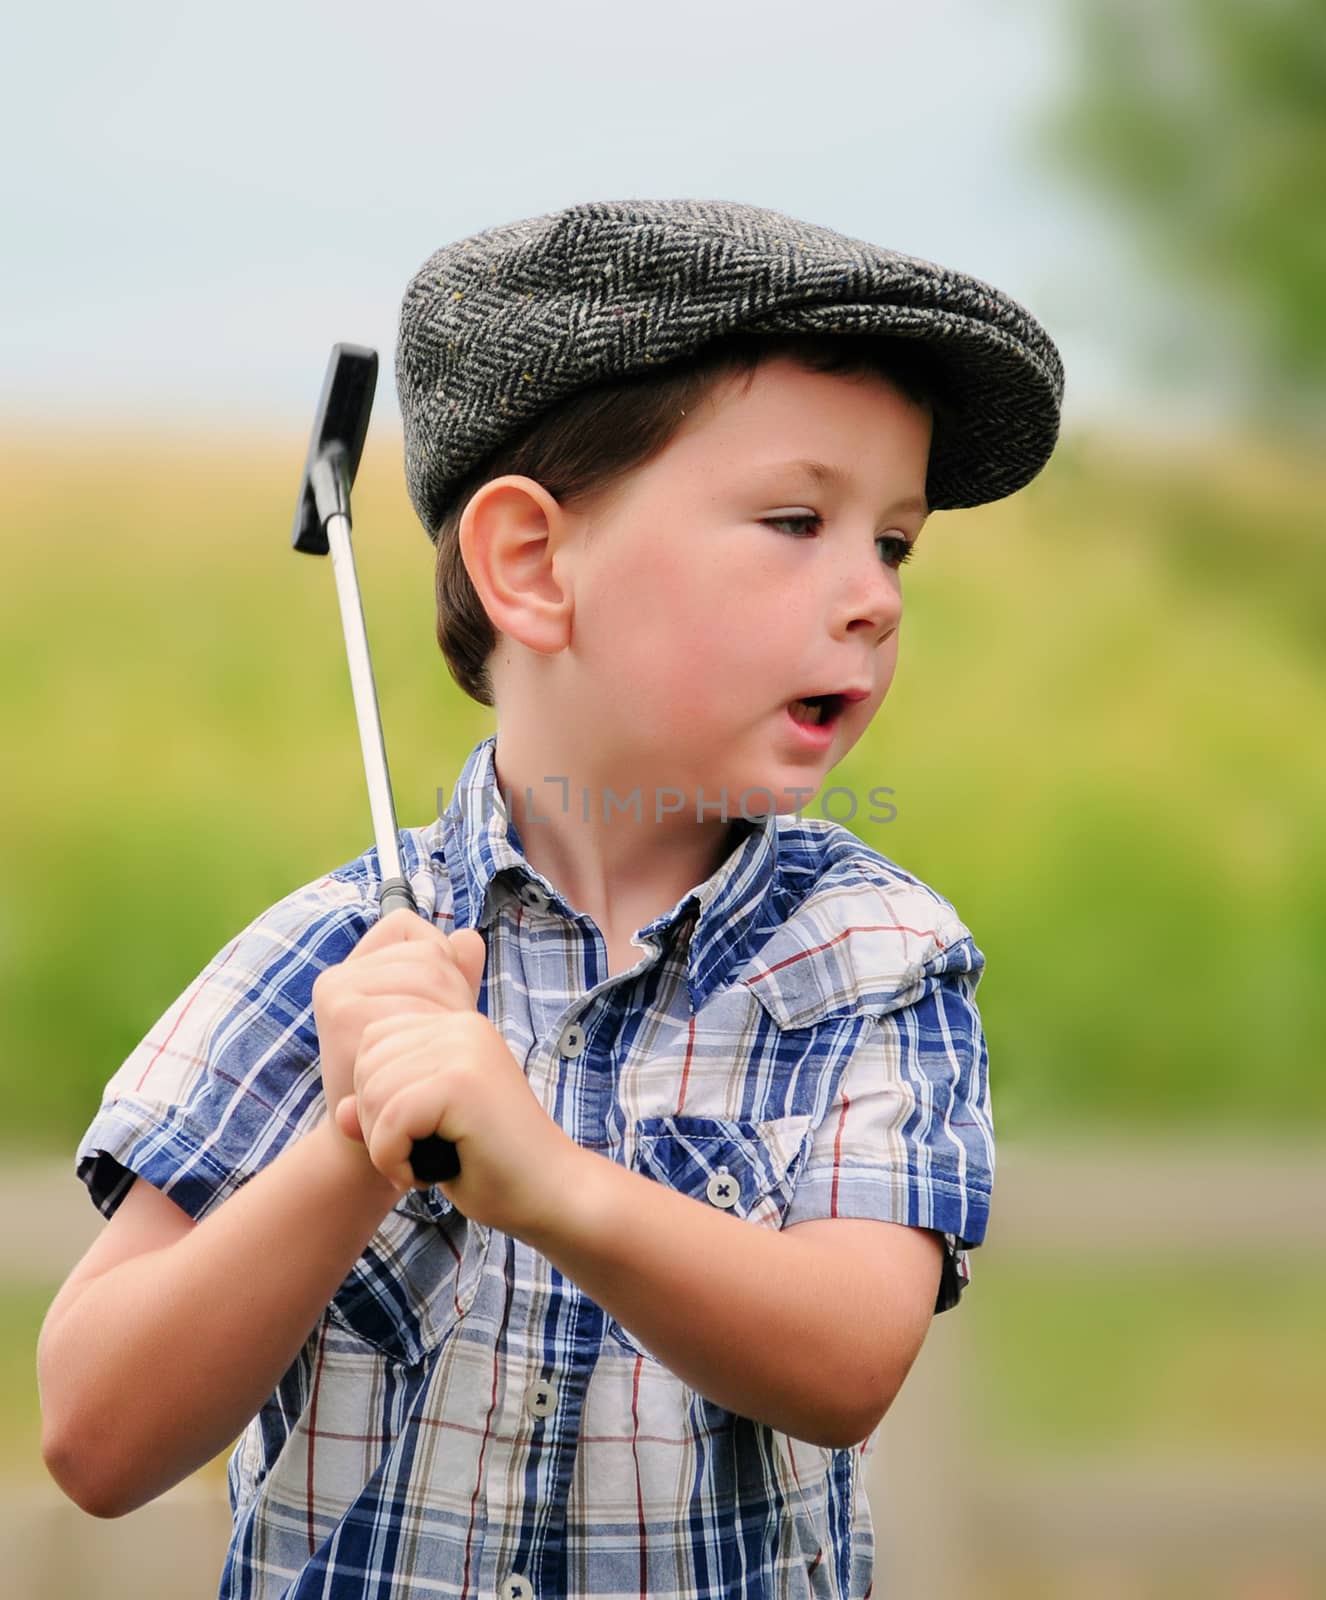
76, 733, 994, 1599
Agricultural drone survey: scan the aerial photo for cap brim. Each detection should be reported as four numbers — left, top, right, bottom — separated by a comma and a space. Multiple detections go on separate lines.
745, 302, 1064, 511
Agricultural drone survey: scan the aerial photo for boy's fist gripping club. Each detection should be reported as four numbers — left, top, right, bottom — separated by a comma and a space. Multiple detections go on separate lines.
348, 1004, 580, 1237
311, 908, 579, 1235
311, 908, 483, 1137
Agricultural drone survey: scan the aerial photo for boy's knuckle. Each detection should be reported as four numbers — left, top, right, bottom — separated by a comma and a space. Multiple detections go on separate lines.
353, 1059, 378, 1103
323, 986, 353, 1028
360, 1087, 390, 1133
447, 1032, 482, 1075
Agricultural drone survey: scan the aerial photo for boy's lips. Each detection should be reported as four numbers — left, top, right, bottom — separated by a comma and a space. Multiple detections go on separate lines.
784, 686, 872, 723
789, 686, 872, 706
784, 703, 841, 749
784, 686, 870, 747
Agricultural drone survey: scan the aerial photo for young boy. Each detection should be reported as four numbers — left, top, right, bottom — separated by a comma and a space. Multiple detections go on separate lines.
39, 198, 1063, 1597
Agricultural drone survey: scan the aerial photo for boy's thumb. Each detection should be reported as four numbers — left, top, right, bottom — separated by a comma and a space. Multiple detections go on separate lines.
446, 928, 488, 1005
335, 1094, 364, 1143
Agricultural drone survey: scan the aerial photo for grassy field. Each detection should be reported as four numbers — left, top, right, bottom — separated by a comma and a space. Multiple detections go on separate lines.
1, 421, 1323, 1152
965, 1256, 1326, 1460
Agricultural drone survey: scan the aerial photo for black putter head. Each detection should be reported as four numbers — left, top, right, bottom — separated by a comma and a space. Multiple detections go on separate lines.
292, 344, 378, 554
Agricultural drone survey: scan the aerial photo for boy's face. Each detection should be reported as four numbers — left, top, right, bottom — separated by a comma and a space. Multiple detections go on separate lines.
536, 356, 931, 816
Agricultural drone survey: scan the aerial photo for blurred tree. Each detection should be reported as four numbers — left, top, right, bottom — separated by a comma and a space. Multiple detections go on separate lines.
1040, 0, 1326, 428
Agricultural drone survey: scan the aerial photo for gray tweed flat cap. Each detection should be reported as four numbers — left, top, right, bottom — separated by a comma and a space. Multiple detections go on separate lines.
396, 197, 1065, 537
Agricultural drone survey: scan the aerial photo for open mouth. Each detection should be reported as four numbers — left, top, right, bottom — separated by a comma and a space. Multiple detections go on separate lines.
787, 693, 846, 728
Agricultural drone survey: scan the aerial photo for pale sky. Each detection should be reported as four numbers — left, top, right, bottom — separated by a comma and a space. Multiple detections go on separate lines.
2, 0, 1189, 435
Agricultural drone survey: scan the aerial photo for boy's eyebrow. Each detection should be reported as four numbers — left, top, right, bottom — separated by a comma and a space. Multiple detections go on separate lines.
759, 458, 930, 520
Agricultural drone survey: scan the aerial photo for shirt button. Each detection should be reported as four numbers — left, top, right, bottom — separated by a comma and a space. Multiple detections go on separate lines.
557, 1021, 586, 1058
706, 1167, 739, 1209
518, 883, 549, 912
524, 1377, 559, 1418
499, 1578, 533, 1600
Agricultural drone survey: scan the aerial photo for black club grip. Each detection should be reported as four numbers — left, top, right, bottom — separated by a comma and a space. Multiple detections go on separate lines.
409, 1133, 461, 1184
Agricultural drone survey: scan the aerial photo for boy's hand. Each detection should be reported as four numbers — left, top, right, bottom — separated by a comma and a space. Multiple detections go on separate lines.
336, 1007, 582, 1237
311, 907, 487, 1153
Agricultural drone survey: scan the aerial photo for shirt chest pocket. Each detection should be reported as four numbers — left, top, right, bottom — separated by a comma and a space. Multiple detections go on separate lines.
326, 1188, 488, 1367
606, 1113, 813, 1359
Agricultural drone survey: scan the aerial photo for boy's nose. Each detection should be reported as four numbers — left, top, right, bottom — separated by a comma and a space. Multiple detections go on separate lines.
831, 556, 903, 645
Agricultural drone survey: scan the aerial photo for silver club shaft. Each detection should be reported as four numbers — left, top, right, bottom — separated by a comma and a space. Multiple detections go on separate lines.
324, 509, 406, 889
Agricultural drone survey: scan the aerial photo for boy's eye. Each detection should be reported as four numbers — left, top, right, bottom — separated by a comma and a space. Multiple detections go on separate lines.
762, 514, 915, 568
875, 534, 915, 568
762, 513, 821, 538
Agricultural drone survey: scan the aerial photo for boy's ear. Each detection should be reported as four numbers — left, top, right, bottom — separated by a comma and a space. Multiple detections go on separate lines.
458, 475, 578, 657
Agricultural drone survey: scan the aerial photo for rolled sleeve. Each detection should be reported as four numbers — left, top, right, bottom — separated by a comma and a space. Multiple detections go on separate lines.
76, 867, 377, 1225
782, 934, 994, 1313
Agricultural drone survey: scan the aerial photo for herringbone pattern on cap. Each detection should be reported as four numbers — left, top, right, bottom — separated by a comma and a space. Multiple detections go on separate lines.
396, 198, 1065, 535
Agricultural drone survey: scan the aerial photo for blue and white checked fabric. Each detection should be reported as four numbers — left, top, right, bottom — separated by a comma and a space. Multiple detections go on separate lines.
76, 733, 994, 1599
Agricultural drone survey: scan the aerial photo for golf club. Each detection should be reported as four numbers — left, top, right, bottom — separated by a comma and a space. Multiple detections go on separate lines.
292, 342, 460, 1185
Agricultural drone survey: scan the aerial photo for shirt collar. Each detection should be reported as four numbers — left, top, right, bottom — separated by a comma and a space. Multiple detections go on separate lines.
440, 734, 780, 1012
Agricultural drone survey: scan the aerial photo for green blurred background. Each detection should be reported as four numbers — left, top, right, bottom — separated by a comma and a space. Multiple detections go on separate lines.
4, 0, 1323, 1595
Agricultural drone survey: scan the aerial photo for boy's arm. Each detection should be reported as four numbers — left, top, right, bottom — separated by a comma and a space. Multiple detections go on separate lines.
524, 1152, 943, 1449
38, 1118, 400, 1519
46, 902, 486, 1520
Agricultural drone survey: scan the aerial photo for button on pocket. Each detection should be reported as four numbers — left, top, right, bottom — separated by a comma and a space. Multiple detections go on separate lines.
327, 1190, 487, 1366
705, 1167, 739, 1209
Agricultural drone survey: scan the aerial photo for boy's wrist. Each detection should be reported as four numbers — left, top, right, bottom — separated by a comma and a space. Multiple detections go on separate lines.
520, 1138, 612, 1259
312, 1114, 402, 1211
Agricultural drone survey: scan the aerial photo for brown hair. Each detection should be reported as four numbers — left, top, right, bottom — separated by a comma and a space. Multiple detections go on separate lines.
431, 331, 951, 706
